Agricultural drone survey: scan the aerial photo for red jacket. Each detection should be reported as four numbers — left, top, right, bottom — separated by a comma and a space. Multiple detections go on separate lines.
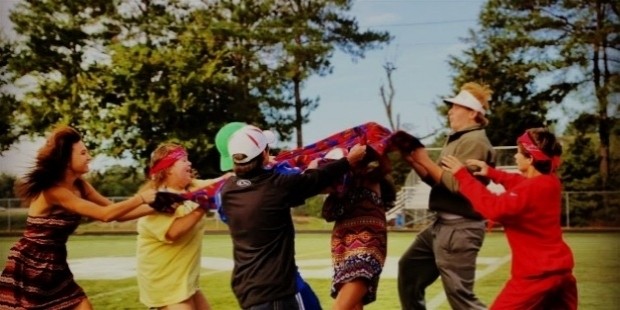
453, 168, 574, 278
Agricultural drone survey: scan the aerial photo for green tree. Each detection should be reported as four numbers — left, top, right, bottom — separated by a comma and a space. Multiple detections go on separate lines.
561, 114, 601, 191
560, 114, 619, 226
85, 165, 144, 197
0, 35, 20, 152
448, 33, 549, 146
91, 1, 253, 176
0, 173, 17, 198
8, 0, 117, 140
272, 0, 391, 147
449, 0, 619, 189
7, 0, 391, 176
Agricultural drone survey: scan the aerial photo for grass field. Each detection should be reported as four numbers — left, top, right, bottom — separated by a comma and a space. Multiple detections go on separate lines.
1, 231, 619, 309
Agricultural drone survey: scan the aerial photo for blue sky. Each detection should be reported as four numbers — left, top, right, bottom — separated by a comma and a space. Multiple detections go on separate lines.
302, 0, 487, 145
0, 0, 488, 176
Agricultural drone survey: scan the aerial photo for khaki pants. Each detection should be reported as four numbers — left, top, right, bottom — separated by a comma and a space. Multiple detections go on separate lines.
398, 217, 487, 310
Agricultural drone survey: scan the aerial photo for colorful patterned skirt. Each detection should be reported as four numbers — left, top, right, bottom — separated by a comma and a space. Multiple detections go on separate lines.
330, 211, 387, 305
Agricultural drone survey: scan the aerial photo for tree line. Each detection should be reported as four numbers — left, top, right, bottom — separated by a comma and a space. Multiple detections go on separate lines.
0, 0, 618, 225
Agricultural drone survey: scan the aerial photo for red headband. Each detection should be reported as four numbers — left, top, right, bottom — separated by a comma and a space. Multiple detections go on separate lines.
150, 147, 188, 177
517, 132, 561, 171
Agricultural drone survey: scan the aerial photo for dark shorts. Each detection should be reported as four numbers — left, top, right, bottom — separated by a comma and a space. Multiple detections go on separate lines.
245, 294, 300, 310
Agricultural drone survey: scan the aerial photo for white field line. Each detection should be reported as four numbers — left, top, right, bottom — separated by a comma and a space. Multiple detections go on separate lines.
81, 254, 510, 302
90, 269, 233, 300
426, 255, 511, 309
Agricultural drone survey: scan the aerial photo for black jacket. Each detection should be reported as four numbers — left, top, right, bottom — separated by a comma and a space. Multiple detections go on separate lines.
221, 158, 350, 308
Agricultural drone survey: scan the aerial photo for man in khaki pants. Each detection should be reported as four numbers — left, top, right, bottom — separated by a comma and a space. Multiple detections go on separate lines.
398, 82, 495, 310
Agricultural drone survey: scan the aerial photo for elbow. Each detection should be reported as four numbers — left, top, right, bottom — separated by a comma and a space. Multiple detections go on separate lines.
99, 215, 115, 223
99, 210, 121, 223
165, 231, 181, 243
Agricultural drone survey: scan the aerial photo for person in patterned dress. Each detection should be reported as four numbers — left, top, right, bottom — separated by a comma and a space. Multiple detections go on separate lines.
320, 147, 396, 309
0, 125, 157, 310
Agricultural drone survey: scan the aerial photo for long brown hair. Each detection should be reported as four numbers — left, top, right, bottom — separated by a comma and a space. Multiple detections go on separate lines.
15, 125, 85, 200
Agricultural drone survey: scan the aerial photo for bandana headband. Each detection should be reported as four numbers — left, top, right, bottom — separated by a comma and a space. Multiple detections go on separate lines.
150, 147, 188, 177
517, 132, 561, 171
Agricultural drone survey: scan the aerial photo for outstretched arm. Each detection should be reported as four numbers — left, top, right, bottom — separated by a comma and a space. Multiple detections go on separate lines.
80, 181, 156, 221
45, 185, 156, 222
441, 156, 527, 221
287, 144, 366, 199
404, 148, 443, 185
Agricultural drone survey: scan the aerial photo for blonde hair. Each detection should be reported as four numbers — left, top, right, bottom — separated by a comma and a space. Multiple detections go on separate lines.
461, 82, 492, 125
145, 143, 184, 189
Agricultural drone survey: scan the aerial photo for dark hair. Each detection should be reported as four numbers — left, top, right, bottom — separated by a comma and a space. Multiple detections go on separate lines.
353, 148, 390, 183
380, 175, 397, 210
352, 148, 396, 208
15, 125, 85, 200
518, 127, 562, 174
232, 151, 266, 176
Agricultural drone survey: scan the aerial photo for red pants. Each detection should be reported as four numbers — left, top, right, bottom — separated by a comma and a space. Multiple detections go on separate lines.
491, 272, 577, 310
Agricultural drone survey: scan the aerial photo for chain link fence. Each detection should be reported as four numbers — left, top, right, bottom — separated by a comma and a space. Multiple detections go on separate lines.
389, 190, 620, 229
1, 190, 618, 233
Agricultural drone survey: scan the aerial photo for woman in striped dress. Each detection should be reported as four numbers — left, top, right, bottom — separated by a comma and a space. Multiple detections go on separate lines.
0, 125, 157, 309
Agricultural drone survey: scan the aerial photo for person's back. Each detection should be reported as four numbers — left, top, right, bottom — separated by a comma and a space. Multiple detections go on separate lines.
222, 170, 301, 308
220, 125, 367, 309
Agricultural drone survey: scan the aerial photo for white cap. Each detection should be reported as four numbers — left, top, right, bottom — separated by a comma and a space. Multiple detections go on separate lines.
443, 90, 486, 114
228, 125, 276, 163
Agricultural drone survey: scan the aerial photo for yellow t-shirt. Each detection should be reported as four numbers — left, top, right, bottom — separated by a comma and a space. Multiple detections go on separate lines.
136, 199, 206, 307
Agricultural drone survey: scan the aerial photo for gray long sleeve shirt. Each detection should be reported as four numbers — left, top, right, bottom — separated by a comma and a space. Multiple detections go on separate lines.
428, 126, 495, 219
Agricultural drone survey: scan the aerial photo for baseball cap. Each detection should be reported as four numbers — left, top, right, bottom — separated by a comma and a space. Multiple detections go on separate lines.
443, 90, 486, 114
228, 125, 276, 164
215, 122, 247, 171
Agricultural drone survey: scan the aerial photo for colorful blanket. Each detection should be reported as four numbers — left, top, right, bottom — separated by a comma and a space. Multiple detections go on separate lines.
160, 122, 423, 214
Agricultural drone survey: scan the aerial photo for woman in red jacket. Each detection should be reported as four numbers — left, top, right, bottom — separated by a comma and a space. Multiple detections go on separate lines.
436, 127, 577, 309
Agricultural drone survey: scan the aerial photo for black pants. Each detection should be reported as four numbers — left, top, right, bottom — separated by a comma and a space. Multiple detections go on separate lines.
245, 294, 300, 310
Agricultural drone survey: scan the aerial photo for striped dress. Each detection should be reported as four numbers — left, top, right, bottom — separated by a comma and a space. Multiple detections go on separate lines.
0, 212, 86, 309
330, 187, 387, 305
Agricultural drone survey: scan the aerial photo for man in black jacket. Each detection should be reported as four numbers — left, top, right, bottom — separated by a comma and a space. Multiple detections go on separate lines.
220, 125, 367, 310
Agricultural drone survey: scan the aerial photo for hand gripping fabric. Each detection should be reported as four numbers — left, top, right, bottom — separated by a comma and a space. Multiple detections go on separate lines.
180, 181, 225, 212
149, 192, 188, 214
390, 130, 425, 153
